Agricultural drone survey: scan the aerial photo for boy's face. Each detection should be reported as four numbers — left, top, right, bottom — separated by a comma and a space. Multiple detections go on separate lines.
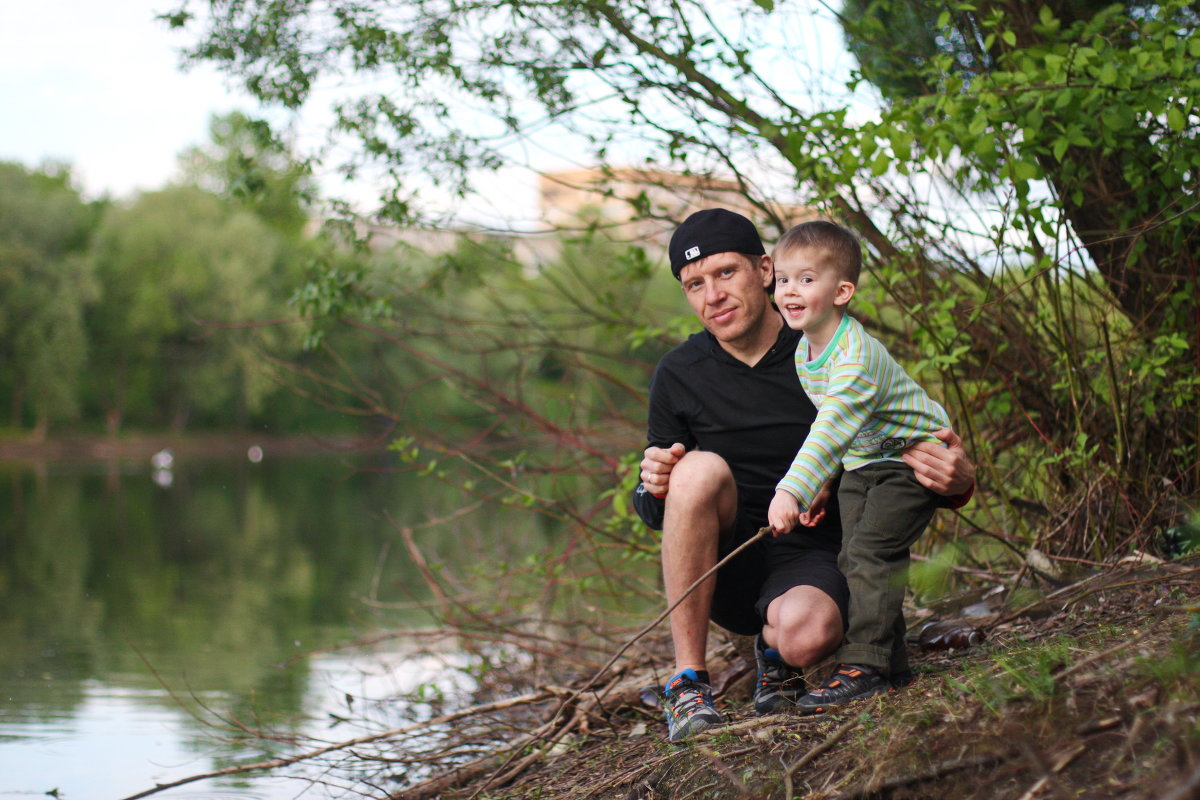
772, 247, 856, 341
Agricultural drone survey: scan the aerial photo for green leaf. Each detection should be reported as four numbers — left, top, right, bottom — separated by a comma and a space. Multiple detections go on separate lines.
1098, 62, 1117, 85
1044, 53, 1066, 79
969, 110, 989, 136
1167, 105, 1186, 132
870, 151, 891, 176
1013, 159, 1040, 181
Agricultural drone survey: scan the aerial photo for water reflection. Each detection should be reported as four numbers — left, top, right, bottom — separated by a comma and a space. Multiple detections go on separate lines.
0, 453, 519, 799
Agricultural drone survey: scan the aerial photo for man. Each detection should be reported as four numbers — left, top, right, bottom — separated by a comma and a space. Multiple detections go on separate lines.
633, 209, 974, 741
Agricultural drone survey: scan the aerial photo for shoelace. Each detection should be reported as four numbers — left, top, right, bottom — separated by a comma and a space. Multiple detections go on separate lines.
759, 651, 798, 687
666, 682, 712, 716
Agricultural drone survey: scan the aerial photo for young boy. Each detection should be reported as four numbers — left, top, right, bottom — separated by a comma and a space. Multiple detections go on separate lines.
766, 219, 950, 711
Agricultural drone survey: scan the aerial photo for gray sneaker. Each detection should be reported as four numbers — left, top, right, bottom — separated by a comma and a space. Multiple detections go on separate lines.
662, 669, 723, 741
753, 634, 808, 714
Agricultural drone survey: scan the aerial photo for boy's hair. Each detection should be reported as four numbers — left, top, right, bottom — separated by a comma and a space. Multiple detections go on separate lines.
773, 220, 862, 285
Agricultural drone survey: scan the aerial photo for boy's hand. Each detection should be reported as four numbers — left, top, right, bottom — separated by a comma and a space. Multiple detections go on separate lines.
798, 482, 831, 527
768, 490, 801, 536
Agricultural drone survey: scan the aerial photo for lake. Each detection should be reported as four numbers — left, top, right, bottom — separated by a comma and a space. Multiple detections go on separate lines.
0, 448, 608, 799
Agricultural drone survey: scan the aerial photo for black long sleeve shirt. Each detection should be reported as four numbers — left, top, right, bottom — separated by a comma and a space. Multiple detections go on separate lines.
632, 324, 838, 545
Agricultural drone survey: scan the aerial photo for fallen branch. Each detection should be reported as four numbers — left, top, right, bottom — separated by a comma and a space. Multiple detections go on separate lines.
117, 689, 556, 800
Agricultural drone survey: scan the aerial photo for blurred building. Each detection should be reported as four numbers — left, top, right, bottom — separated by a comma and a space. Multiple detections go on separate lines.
538, 167, 815, 248
344, 166, 814, 268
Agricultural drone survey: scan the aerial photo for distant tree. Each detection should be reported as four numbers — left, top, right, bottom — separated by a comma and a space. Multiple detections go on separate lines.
0, 162, 99, 436
85, 185, 289, 432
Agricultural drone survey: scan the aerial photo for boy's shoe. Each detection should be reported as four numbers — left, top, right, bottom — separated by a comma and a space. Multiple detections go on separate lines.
753, 634, 807, 715
663, 669, 723, 742
796, 664, 889, 714
890, 668, 914, 688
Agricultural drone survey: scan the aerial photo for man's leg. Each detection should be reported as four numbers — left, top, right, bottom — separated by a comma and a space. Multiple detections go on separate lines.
761, 585, 844, 669
658, 451, 738, 740
751, 566, 847, 715
660, 451, 738, 674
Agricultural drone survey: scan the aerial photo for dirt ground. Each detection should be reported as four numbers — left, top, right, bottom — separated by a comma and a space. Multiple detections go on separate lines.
402, 556, 1200, 800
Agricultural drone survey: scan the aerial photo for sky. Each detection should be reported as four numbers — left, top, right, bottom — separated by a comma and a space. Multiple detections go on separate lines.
0, 0, 858, 224
0, 0, 259, 201
0, 0, 558, 222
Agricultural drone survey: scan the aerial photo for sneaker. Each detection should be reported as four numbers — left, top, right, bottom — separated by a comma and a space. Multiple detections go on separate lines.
753, 634, 807, 715
890, 668, 914, 688
662, 669, 723, 742
796, 664, 889, 714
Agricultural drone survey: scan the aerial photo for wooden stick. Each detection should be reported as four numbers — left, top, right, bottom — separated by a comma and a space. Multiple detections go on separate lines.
782, 717, 860, 798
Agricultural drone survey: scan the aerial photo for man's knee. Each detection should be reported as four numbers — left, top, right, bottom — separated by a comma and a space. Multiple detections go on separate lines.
663, 451, 737, 521
768, 586, 844, 667
668, 451, 734, 497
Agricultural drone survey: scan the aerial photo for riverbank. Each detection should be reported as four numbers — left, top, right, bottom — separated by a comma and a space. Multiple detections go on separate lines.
0, 431, 383, 464
447, 557, 1200, 800
119, 554, 1200, 800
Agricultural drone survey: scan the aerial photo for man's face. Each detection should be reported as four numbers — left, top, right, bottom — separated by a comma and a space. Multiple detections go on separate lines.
678, 251, 775, 346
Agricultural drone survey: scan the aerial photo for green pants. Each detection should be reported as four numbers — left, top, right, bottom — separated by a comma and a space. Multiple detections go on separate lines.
836, 460, 939, 676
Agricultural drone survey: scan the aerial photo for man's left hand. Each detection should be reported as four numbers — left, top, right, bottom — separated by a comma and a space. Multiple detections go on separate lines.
902, 427, 975, 496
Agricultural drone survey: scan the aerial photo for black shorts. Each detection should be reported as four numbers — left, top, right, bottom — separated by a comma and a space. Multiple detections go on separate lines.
709, 497, 850, 636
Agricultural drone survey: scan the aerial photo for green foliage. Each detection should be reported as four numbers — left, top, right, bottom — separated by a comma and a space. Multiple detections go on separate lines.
837, 0, 1199, 553
946, 636, 1071, 714
0, 114, 350, 436
178, 111, 315, 236
158, 0, 1200, 560
280, 225, 676, 559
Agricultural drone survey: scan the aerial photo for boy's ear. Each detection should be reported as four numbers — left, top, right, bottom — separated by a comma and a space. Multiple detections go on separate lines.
835, 280, 856, 306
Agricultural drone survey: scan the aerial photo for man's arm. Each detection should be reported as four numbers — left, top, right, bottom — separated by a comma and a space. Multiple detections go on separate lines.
902, 427, 975, 505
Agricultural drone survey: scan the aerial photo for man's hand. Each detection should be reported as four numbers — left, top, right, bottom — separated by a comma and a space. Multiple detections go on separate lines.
799, 481, 831, 527
640, 442, 686, 498
902, 427, 975, 496
768, 489, 801, 536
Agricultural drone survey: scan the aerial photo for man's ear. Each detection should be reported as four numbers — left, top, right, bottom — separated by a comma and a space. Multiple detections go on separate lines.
835, 280, 856, 306
758, 254, 774, 290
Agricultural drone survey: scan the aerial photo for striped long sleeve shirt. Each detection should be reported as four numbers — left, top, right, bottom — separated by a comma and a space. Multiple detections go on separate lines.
777, 314, 949, 511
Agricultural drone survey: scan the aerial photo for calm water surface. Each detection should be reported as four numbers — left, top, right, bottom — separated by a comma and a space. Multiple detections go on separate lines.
0, 451, 530, 800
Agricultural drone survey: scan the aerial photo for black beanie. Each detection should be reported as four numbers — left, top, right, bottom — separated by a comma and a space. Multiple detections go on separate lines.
668, 208, 766, 279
